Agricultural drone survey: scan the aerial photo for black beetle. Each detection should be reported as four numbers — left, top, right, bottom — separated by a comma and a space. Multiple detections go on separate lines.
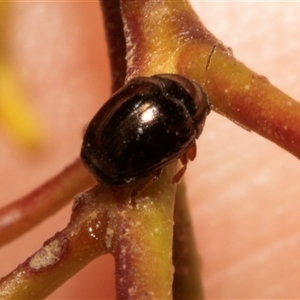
81, 74, 210, 186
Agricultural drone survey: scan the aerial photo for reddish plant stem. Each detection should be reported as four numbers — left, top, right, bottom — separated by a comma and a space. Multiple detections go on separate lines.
100, 0, 127, 92
0, 159, 95, 247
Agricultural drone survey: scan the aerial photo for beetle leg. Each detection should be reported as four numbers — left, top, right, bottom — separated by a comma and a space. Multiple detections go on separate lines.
172, 152, 188, 184
186, 142, 197, 161
172, 162, 187, 184
130, 168, 162, 203
172, 143, 197, 184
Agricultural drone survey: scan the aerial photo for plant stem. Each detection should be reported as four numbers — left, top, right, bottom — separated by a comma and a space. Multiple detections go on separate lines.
0, 159, 95, 247
179, 43, 300, 158
0, 163, 178, 299
100, 0, 126, 92
0, 184, 111, 299
111, 164, 178, 300
173, 182, 203, 299
121, 0, 300, 160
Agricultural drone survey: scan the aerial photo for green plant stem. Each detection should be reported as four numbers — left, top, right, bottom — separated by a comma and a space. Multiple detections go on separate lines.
179, 43, 300, 158
119, 0, 208, 297
121, 0, 300, 160
111, 164, 178, 300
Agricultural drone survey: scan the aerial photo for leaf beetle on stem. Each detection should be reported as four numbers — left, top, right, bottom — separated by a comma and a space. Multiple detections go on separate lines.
81, 74, 210, 193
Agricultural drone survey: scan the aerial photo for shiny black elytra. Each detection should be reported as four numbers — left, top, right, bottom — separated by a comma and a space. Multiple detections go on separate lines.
81, 74, 210, 186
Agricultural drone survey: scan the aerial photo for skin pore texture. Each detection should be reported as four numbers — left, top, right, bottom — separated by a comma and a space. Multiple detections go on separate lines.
0, 2, 300, 299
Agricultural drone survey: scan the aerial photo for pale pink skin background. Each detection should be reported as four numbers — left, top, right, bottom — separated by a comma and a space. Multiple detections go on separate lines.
0, 2, 300, 299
